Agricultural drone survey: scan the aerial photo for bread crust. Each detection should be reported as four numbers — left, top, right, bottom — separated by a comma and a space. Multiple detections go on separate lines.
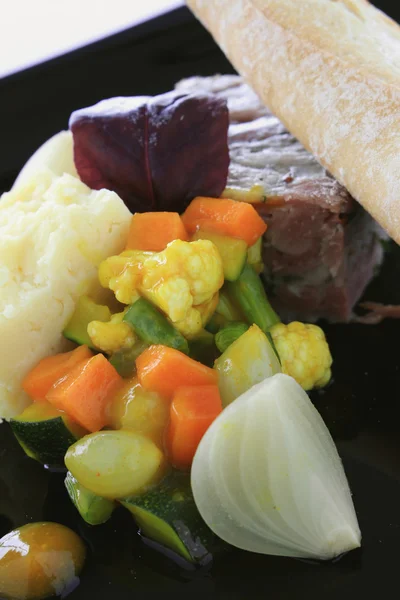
187, 0, 400, 242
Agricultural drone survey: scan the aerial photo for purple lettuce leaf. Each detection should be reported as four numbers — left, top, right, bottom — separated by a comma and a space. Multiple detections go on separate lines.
69, 91, 229, 213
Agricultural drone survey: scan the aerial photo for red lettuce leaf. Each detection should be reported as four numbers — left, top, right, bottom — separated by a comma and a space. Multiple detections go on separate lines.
69, 92, 229, 213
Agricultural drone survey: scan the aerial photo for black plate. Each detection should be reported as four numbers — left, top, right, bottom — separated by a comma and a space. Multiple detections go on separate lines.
1, 4, 400, 599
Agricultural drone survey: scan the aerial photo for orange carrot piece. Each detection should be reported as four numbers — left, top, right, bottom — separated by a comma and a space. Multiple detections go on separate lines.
181, 196, 267, 246
136, 345, 218, 399
125, 212, 189, 252
167, 385, 222, 469
22, 345, 94, 402
46, 354, 122, 432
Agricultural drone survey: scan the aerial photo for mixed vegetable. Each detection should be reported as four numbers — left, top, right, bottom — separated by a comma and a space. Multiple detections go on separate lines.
9, 195, 335, 566
0, 86, 365, 600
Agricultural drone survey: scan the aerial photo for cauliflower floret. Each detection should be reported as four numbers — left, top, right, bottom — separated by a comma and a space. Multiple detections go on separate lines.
142, 240, 223, 305
146, 276, 192, 322
174, 293, 220, 337
98, 253, 143, 305
88, 310, 136, 355
98, 240, 224, 338
270, 321, 332, 391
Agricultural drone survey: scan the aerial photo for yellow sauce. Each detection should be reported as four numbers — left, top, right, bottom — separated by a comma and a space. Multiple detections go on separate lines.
0, 522, 86, 600
221, 185, 267, 204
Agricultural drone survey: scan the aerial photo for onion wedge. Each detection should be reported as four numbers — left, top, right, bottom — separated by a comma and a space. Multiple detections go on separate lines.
191, 374, 361, 560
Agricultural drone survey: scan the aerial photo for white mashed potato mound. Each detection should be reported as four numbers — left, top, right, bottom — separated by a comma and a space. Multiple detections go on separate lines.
12, 131, 78, 190
0, 170, 132, 419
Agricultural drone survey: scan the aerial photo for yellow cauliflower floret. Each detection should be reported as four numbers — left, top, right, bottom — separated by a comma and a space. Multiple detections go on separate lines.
98, 254, 142, 305
142, 239, 223, 304
146, 276, 192, 322
98, 240, 224, 338
270, 321, 332, 391
197, 293, 220, 326
87, 310, 136, 354
174, 293, 220, 338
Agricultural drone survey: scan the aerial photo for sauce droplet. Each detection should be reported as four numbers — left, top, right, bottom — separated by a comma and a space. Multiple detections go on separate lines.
0, 522, 86, 599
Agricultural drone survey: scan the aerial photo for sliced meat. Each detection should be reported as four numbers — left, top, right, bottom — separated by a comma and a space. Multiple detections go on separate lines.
260, 205, 384, 322
176, 75, 386, 322
175, 75, 268, 123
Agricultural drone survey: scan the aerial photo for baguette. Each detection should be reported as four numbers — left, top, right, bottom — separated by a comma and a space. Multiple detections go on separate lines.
186, 0, 400, 244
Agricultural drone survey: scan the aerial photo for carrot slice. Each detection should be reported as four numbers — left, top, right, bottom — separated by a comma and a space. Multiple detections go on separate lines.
22, 345, 94, 402
181, 196, 267, 246
136, 345, 218, 399
125, 212, 189, 252
167, 385, 222, 469
46, 354, 122, 432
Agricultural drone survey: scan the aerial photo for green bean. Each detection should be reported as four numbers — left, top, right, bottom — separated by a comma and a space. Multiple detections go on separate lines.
215, 287, 244, 321
109, 340, 148, 377
215, 322, 249, 353
226, 264, 280, 332
247, 237, 264, 274
124, 298, 189, 354
205, 312, 228, 334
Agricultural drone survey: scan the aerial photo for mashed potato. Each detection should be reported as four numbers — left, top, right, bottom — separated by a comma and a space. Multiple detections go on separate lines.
0, 170, 132, 419
12, 131, 77, 190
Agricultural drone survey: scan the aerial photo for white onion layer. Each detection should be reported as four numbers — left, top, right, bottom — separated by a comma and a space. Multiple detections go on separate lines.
191, 373, 361, 560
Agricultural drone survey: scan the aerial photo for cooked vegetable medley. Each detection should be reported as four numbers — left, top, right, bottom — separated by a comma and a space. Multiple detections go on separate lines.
1, 88, 363, 600
9, 193, 334, 569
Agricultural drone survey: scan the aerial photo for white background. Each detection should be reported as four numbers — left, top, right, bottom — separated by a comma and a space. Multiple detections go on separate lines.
0, 0, 184, 79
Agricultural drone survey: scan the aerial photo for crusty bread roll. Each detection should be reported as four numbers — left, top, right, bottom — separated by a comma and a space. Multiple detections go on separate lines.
187, 0, 400, 243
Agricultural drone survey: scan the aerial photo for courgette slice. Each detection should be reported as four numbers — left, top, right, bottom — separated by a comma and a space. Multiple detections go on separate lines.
121, 471, 220, 565
65, 471, 115, 525
191, 230, 247, 282
247, 237, 264, 274
214, 324, 281, 406
63, 295, 111, 348
10, 402, 87, 466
